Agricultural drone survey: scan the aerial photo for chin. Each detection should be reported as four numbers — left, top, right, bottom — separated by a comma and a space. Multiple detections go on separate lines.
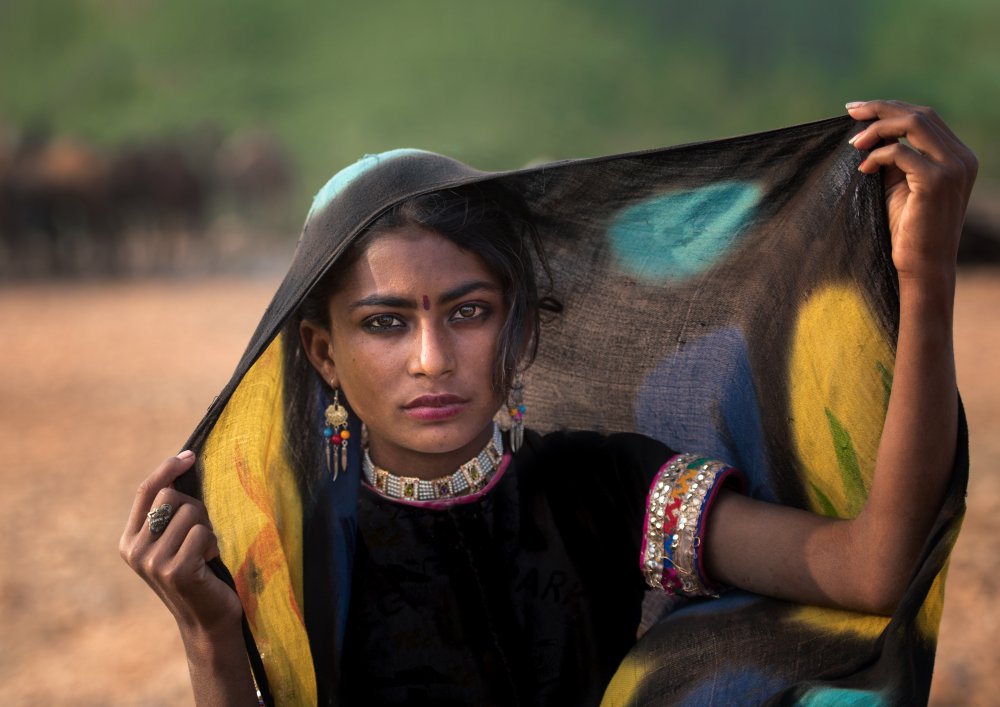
404, 420, 493, 455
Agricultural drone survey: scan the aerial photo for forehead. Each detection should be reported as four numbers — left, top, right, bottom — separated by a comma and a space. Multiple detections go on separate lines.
339, 225, 500, 296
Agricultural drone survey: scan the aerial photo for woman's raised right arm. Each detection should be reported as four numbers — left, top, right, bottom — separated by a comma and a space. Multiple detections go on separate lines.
120, 451, 258, 706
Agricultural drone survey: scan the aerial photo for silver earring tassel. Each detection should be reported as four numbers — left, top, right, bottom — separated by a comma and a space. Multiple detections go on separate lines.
324, 388, 350, 480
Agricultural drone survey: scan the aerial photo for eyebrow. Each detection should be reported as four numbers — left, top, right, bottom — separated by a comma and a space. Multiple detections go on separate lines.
349, 280, 500, 310
440, 280, 500, 304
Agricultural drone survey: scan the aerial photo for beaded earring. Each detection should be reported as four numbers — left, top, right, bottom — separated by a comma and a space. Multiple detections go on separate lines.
508, 376, 526, 452
324, 387, 350, 480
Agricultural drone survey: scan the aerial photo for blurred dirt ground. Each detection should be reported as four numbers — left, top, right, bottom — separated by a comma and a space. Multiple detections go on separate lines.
0, 270, 997, 706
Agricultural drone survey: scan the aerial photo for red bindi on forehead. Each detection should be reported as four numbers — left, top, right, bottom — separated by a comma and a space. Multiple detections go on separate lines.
422, 295, 431, 311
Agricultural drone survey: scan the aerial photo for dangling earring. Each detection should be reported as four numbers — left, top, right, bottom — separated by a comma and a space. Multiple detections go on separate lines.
507, 375, 526, 452
324, 387, 350, 480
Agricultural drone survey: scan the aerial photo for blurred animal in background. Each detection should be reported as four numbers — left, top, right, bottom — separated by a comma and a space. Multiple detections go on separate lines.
0, 129, 119, 275
108, 138, 210, 269
0, 125, 294, 279
958, 206, 1000, 264
214, 129, 294, 221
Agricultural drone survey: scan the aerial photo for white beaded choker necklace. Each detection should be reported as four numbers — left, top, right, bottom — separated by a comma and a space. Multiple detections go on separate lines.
363, 423, 505, 502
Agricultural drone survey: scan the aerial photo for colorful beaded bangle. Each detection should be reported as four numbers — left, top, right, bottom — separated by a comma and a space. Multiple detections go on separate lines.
641, 453, 740, 598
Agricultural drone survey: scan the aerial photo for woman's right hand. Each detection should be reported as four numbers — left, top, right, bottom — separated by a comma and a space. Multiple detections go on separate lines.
119, 450, 244, 637
121, 452, 257, 705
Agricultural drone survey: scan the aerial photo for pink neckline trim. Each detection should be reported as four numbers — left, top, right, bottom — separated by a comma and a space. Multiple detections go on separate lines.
361, 452, 512, 510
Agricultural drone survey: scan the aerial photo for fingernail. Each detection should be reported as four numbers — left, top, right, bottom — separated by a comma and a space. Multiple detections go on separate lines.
848, 131, 863, 145
177, 450, 195, 461
846, 101, 865, 110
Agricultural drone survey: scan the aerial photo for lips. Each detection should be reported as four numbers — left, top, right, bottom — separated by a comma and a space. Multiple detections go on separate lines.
404, 394, 466, 408
402, 393, 468, 421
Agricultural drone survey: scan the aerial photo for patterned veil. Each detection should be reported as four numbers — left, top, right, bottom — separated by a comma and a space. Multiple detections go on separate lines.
175, 116, 967, 705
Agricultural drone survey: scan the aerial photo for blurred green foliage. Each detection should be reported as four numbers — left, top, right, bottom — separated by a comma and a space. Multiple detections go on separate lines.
2, 0, 997, 216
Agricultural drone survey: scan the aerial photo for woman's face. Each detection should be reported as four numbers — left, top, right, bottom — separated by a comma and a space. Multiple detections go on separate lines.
301, 225, 507, 477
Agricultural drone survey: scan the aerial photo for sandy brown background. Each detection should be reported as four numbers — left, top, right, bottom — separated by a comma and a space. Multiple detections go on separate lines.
1, 269, 996, 706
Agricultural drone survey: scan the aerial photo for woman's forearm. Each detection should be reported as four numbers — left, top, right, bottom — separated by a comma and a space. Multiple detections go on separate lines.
705, 276, 958, 614
179, 618, 258, 707
850, 273, 957, 610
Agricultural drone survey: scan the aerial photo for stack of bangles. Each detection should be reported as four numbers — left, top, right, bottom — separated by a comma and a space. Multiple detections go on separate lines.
641, 453, 742, 598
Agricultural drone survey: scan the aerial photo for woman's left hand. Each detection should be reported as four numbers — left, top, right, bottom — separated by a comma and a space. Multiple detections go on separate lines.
847, 100, 977, 283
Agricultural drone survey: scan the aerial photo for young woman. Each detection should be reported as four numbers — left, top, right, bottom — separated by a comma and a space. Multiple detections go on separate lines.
121, 100, 976, 705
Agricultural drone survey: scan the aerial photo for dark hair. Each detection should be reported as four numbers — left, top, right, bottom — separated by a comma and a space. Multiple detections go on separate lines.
298, 181, 560, 394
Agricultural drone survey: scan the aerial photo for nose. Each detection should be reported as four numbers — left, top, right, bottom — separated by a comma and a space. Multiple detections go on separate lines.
409, 320, 455, 378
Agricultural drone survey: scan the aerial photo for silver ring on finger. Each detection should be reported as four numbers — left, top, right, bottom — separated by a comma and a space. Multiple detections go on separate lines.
147, 503, 174, 536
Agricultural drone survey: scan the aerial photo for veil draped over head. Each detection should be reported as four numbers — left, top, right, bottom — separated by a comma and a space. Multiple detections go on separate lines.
175, 116, 968, 706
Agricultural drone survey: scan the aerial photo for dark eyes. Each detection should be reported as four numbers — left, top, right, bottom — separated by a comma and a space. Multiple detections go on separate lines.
361, 303, 490, 333
363, 314, 403, 331
453, 303, 487, 321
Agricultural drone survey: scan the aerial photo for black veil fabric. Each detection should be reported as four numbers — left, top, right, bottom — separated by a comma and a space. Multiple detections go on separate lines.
176, 118, 967, 705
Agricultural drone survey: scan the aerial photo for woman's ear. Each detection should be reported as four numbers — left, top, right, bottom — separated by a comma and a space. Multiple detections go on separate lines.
299, 319, 339, 387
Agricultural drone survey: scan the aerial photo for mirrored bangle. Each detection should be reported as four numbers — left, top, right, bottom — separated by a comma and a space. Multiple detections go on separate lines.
641, 453, 741, 598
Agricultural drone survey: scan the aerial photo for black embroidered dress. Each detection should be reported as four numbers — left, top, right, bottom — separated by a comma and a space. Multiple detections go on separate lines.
340, 430, 675, 705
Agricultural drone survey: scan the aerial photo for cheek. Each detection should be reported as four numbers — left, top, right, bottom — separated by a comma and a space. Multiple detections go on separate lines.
329, 333, 368, 385
335, 361, 381, 426
338, 346, 376, 381
463, 326, 502, 380
332, 335, 402, 399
